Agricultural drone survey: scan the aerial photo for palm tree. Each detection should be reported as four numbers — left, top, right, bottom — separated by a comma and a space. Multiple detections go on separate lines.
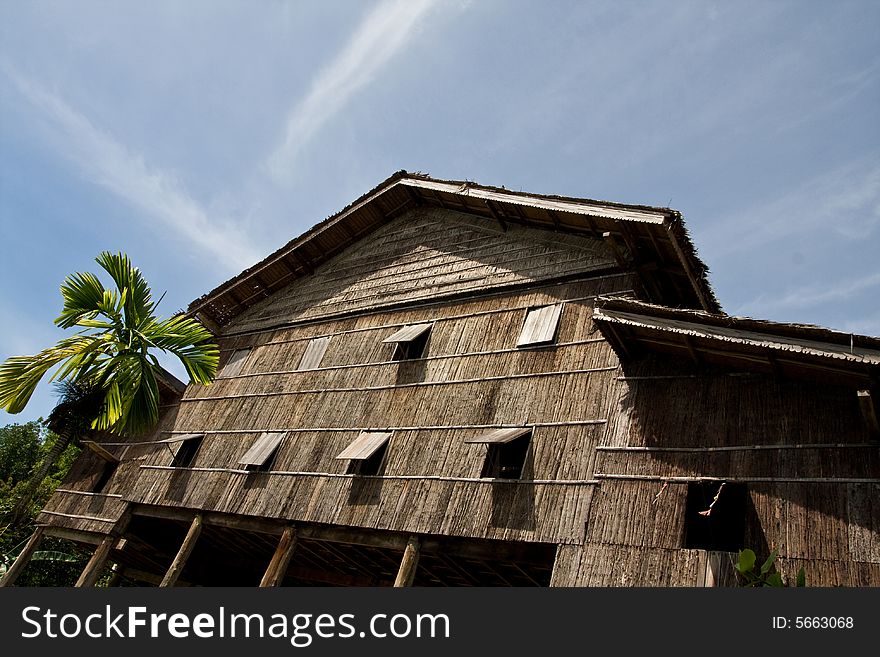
0, 251, 218, 528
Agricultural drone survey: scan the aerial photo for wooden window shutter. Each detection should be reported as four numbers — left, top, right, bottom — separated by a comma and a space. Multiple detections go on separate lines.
297, 336, 331, 371
517, 304, 563, 347
220, 348, 251, 377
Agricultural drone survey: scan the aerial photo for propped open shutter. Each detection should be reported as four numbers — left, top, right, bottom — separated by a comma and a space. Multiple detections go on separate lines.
382, 324, 433, 344
298, 336, 331, 370
221, 348, 251, 377
464, 427, 532, 444
517, 304, 563, 347
239, 432, 286, 467
335, 431, 392, 460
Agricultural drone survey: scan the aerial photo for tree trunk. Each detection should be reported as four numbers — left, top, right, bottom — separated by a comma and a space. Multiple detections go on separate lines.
6, 425, 76, 529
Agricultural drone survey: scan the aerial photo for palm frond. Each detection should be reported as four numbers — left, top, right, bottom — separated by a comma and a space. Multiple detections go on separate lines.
55, 271, 106, 329
0, 336, 98, 414
95, 251, 155, 328
146, 315, 219, 384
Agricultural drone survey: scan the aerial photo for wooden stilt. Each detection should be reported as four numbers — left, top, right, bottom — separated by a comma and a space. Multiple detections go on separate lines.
0, 526, 45, 587
259, 525, 297, 587
160, 514, 203, 588
393, 535, 421, 587
75, 535, 116, 587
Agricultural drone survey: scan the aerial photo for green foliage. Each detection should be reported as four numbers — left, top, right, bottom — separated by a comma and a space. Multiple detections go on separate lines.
735, 548, 806, 587
0, 251, 218, 437
0, 421, 85, 585
0, 421, 44, 483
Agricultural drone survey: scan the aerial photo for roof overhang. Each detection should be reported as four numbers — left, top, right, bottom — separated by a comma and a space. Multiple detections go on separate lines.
187, 171, 720, 330
593, 297, 880, 388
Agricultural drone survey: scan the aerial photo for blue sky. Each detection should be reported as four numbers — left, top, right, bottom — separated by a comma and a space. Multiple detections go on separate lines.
1, 0, 878, 425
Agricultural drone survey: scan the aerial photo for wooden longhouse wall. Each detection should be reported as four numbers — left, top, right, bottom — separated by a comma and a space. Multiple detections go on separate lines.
27, 172, 879, 588
122, 205, 633, 549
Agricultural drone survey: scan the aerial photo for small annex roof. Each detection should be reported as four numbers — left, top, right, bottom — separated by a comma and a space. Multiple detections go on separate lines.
593, 296, 880, 388
187, 171, 720, 330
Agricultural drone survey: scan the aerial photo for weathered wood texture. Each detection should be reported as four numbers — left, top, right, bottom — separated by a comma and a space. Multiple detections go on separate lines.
563, 353, 880, 586
39, 206, 879, 587
230, 207, 616, 332
551, 543, 706, 586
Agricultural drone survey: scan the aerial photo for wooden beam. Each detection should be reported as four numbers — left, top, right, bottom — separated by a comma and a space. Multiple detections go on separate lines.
393, 535, 421, 587
602, 232, 629, 269
131, 505, 288, 536
260, 525, 298, 587
601, 322, 635, 361
284, 565, 383, 587
160, 514, 203, 587
858, 390, 880, 441
683, 336, 702, 365
663, 220, 713, 312
122, 567, 194, 587
194, 311, 221, 336
75, 535, 116, 587
0, 526, 45, 587
484, 200, 508, 232
83, 440, 119, 463
41, 525, 105, 546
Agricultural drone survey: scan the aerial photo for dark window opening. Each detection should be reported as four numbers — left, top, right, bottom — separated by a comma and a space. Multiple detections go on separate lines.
346, 440, 389, 476
239, 432, 286, 473
92, 460, 118, 493
382, 323, 433, 361
248, 452, 278, 473
481, 433, 531, 479
392, 330, 430, 361
171, 434, 204, 468
684, 481, 747, 552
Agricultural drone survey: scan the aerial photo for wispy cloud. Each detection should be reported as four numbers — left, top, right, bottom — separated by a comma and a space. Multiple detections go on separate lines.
267, 0, 439, 180
700, 158, 880, 259
2, 61, 262, 272
740, 271, 880, 317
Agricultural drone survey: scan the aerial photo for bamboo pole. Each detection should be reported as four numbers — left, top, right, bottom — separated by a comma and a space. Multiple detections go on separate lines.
0, 526, 45, 587
393, 535, 421, 588
160, 514, 203, 588
259, 525, 297, 587
75, 535, 116, 587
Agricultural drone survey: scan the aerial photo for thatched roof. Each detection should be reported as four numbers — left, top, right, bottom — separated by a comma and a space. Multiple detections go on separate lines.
187, 171, 720, 329
593, 297, 880, 387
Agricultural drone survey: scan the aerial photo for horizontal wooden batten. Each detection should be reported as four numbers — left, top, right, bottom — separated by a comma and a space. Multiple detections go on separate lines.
223, 285, 631, 345
597, 444, 877, 453
54, 489, 124, 498
212, 338, 611, 383
179, 366, 619, 404
139, 465, 601, 486
38, 510, 119, 524
83, 419, 608, 447
220, 272, 632, 340
595, 473, 880, 484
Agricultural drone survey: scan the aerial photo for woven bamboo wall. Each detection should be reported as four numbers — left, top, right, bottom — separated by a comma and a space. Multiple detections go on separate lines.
562, 354, 880, 586
45, 204, 878, 587
122, 271, 628, 545
231, 207, 616, 332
